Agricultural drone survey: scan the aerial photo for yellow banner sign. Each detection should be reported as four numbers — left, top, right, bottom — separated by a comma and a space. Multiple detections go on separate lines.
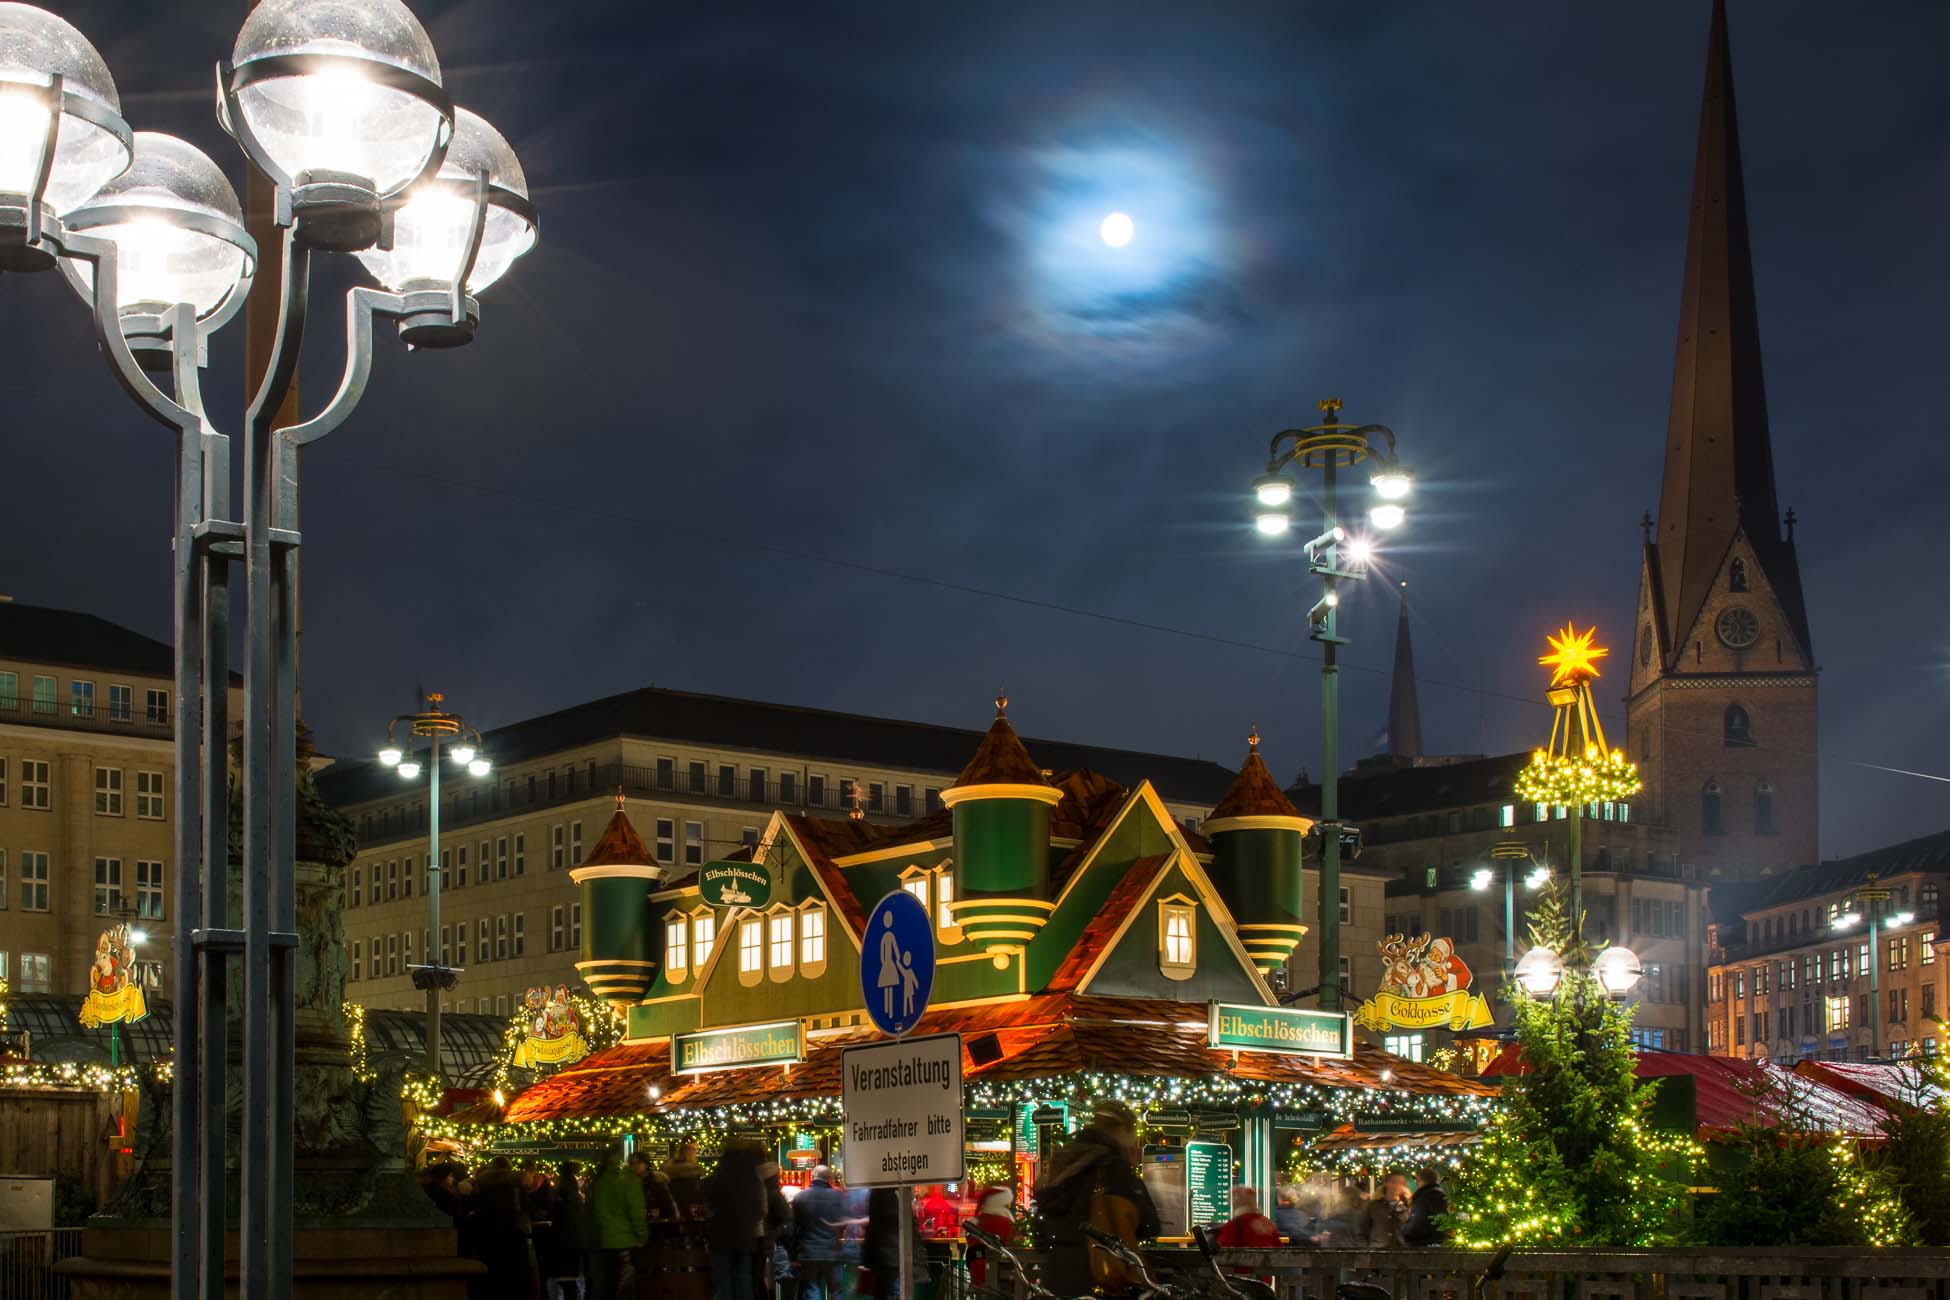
1353, 988, 1493, 1033
80, 982, 149, 1028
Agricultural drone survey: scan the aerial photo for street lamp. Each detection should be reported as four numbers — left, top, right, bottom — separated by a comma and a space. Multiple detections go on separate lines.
1831, 875, 1901, 1059
1248, 398, 1410, 1013
1513, 942, 1643, 1001
379, 693, 490, 1079
0, 3, 538, 1296
1475, 842, 1550, 979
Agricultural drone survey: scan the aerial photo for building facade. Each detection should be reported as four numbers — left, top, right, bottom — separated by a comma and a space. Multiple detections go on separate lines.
321, 688, 1401, 1019
1624, 0, 1818, 881
1705, 830, 1950, 1064
0, 602, 239, 1002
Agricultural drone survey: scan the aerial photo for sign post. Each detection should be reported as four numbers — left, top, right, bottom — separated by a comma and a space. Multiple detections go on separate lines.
850, 891, 949, 1300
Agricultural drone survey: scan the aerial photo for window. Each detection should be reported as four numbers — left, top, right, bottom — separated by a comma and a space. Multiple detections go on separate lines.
514, 833, 526, 875
741, 826, 760, 847
808, 775, 826, 806
1702, 779, 1725, 836
665, 915, 688, 979
20, 953, 51, 993
571, 821, 583, 866
688, 761, 707, 794
1735, 1015, 1746, 1046
1891, 988, 1909, 1024
896, 785, 913, 817
1438, 906, 1480, 943
869, 782, 885, 813
496, 995, 509, 1018
769, 911, 794, 979
387, 860, 399, 901
685, 821, 703, 866
93, 857, 122, 913
1339, 887, 1351, 925
780, 772, 797, 804
136, 860, 164, 918
1729, 558, 1748, 592
935, 872, 955, 934
369, 937, 380, 977
0, 670, 12, 705
495, 914, 509, 961
1734, 971, 1746, 1000
93, 766, 124, 815
145, 689, 169, 724
551, 906, 566, 953
800, 905, 827, 973
1159, 899, 1195, 977
478, 841, 490, 885
1890, 937, 1909, 971
1724, 706, 1754, 748
1926, 985, 1937, 1020
655, 819, 675, 864
1339, 955, 1352, 996
1383, 1033, 1426, 1063
738, 919, 764, 984
402, 855, 414, 899
108, 684, 132, 721
0, 758, 6, 805
1533, 803, 1548, 823
387, 934, 399, 977
570, 902, 582, 950
439, 925, 451, 964
748, 768, 767, 803
71, 679, 95, 717
552, 824, 565, 870
31, 675, 55, 714
902, 870, 930, 909
1755, 781, 1775, 835
455, 845, 468, 888
925, 788, 942, 812
21, 759, 50, 809
403, 931, 413, 967
476, 918, 489, 964
513, 912, 526, 957
135, 769, 165, 819
351, 944, 362, 982
691, 912, 714, 970
1499, 805, 1515, 828
496, 836, 509, 881
1827, 995, 1851, 1030
1925, 932, 1937, 966
839, 778, 857, 811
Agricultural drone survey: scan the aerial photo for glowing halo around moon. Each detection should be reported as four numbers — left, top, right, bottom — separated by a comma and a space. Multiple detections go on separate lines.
1099, 211, 1134, 247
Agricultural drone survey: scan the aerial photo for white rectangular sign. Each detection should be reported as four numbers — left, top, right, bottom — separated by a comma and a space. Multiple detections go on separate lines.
840, 1031, 964, 1187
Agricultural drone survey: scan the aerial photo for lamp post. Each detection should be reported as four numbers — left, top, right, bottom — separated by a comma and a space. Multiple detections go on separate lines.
0, 5, 538, 1297
1250, 398, 1411, 1012
378, 694, 491, 1077
1473, 843, 1551, 981
1831, 875, 1908, 1060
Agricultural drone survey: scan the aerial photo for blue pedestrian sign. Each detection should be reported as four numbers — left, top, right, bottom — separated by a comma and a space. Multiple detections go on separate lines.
861, 890, 935, 1037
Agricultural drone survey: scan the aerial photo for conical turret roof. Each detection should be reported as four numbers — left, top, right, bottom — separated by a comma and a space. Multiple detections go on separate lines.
1205, 730, 1308, 829
948, 694, 1053, 791
580, 792, 654, 869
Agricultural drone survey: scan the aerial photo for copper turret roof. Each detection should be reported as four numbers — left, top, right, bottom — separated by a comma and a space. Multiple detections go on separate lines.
1207, 730, 1305, 824
948, 694, 1052, 790
581, 792, 654, 868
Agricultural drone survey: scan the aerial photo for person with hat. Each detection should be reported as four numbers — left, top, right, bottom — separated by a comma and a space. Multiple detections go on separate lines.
965, 1186, 1015, 1290
1033, 1100, 1160, 1297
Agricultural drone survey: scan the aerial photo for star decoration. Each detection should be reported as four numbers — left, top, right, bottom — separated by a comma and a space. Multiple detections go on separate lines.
1539, 624, 1607, 687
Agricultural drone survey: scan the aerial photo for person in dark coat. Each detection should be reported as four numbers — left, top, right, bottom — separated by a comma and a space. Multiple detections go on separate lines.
540, 1162, 590, 1299
703, 1145, 768, 1300
666, 1142, 708, 1221
1033, 1100, 1160, 1298
1402, 1167, 1450, 1247
473, 1155, 538, 1300
426, 1162, 466, 1225
790, 1166, 846, 1300
759, 1162, 793, 1300
859, 1188, 904, 1300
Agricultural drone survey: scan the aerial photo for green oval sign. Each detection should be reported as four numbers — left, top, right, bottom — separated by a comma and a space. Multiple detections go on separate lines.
699, 861, 772, 908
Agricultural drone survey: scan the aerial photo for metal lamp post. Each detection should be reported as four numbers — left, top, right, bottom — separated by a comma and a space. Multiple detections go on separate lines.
377, 693, 491, 1077
0, 4, 539, 1297
1832, 875, 1910, 1060
1474, 843, 1551, 982
1250, 397, 1412, 1012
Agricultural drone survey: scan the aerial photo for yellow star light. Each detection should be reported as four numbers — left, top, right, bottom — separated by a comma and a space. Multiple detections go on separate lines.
1539, 623, 1607, 687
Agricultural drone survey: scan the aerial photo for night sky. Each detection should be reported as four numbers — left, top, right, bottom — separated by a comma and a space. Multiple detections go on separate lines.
4, 2, 1946, 860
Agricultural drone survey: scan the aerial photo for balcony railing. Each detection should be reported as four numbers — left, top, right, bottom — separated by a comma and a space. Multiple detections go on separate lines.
0, 694, 172, 740
354, 759, 943, 848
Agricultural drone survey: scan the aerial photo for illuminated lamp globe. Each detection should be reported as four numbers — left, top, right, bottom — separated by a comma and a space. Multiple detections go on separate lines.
449, 743, 476, 765
1891, 911, 1916, 929
377, 745, 403, 767
0, 3, 131, 223
1254, 507, 1290, 537
355, 106, 535, 298
467, 757, 491, 778
1513, 945, 1562, 997
128, 928, 148, 946
64, 133, 254, 329
1525, 865, 1551, 890
1251, 473, 1292, 508
1369, 502, 1406, 530
227, 0, 447, 222
396, 759, 422, 780
1370, 465, 1413, 501
1592, 945, 1643, 997
1469, 868, 1493, 892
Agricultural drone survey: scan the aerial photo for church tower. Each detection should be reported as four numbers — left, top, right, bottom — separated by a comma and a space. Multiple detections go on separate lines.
1626, 0, 1817, 880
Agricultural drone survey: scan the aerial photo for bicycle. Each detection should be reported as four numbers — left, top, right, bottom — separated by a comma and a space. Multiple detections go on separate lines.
1334, 1243, 1514, 1300
1188, 1225, 1280, 1300
963, 1222, 1061, 1300
1082, 1223, 1188, 1300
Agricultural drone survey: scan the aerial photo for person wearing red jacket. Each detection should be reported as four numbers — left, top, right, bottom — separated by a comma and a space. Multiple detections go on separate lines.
966, 1186, 1015, 1289
1217, 1186, 1282, 1280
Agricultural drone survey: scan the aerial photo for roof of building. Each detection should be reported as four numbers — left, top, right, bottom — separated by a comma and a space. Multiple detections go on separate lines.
1711, 828, 1950, 930
581, 797, 653, 869
0, 600, 178, 679
951, 696, 1051, 789
1287, 752, 1521, 821
316, 685, 1240, 809
499, 992, 1495, 1125
1208, 732, 1304, 824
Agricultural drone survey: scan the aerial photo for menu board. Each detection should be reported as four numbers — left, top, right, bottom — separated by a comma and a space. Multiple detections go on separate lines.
1184, 1140, 1233, 1228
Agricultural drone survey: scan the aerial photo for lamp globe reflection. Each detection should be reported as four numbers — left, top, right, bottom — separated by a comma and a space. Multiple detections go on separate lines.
355, 106, 535, 296
0, 2, 131, 222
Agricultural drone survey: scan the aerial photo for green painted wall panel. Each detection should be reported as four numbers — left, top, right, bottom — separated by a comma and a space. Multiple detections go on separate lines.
954, 799, 1050, 896
582, 875, 656, 965
1028, 800, 1176, 990
1084, 864, 1265, 1003
1207, 828, 1304, 927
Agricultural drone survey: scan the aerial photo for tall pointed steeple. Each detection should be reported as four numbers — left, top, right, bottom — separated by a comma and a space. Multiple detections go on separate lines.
1386, 582, 1422, 759
1653, 0, 1809, 659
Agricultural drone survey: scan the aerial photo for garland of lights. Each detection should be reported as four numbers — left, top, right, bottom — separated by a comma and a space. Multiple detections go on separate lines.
1513, 746, 1642, 806
490, 993, 625, 1096
2, 1058, 173, 1092
344, 1002, 375, 1083
1829, 1130, 1912, 1247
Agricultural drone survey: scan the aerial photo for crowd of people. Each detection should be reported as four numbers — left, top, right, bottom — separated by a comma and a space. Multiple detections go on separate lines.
418, 1109, 1449, 1300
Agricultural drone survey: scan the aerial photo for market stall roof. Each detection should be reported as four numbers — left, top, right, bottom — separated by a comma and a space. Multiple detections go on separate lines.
502, 993, 1495, 1125
1481, 1046, 1888, 1139
1792, 1059, 1947, 1115
1306, 1129, 1480, 1155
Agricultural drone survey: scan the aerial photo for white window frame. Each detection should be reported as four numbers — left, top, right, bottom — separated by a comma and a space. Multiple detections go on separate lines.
136, 859, 164, 919
108, 683, 132, 722
20, 851, 50, 911
514, 833, 526, 875
655, 819, 675, 864
690, 909, 715, 971
799, 902, 827, 975
570, 902, 582, 950
665, 913, 689, 981
145, 688, 169, 724
571, 821, 584, 866
513, 911, 526, 957
768, 908, 794, 982
551, 906, 566, 953
94, 857, 123, 914
495, 914, 509, 961
684, 821, 704, 867
136, 769, 165, 819
21, 759, 50, 810
1159, 895, 1196, 978
552, 824, 565, 870
738, 918, 764, 985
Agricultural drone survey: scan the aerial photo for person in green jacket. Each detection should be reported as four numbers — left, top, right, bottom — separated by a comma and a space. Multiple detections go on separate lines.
587, 1148, 648, 1300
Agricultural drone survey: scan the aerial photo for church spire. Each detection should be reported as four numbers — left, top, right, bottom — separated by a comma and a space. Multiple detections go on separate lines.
1653, 0, 1809, 657
1386, 582, 1422, 759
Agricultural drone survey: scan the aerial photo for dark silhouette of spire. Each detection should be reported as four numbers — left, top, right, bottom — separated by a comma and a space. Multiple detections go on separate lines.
1653, 0, 1810, 657
1386, 582, 1422, 759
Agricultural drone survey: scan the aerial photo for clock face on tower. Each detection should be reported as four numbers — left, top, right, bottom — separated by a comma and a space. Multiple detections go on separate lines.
1716, 606, 1761, 650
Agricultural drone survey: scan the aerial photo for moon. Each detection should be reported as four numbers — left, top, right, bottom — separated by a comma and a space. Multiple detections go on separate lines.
1100, 212, 1134, 247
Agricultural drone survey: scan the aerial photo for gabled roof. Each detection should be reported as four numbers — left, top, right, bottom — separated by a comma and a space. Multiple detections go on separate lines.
779, 814, 871, 942
1208, 732, 1305, 824
1045, 855, 1171, 992
1288, 752, 1521, 821
950, 696, 1052, 790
